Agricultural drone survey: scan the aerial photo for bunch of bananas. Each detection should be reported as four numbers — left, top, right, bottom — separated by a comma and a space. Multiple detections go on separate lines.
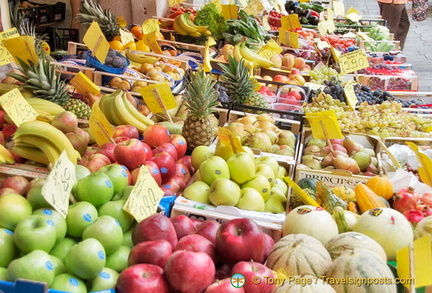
173, 13, 211, 38
11, 121, 81, 166
0, 144, 15, 165
99, 90, 154, 132
232, 41, 274, 69
125, 50, 159, 65
26, 97, 66, 123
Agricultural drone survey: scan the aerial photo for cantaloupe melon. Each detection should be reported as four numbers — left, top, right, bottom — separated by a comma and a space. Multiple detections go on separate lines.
272, 274, 336, 293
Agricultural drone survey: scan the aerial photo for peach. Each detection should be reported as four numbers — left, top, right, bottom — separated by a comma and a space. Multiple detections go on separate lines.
293, 57, 306, 69
281, 54, 295, 68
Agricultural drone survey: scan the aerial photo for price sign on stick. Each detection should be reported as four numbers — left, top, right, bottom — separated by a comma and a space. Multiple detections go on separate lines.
258, 39, 283, 59
338, 49, 368, 74
123, 165, 164, 222
284, 176, 320, 206
344, 80, 358, 111
243, 0, 264, 15
2, 36, 38, 65
83, 21, 109, 63
281, 14, 301, 31
140, 83, 176, 114
142, 30, 163, 54
0, 28, 19, 66
120, 29, 135, 45
70, 72, 101, 95
142, 19, 160, 35
218, 128, 244, 153
169, 0, 186, 7
0, 88, 38, 126
42, 151, 76, 218
89, 100, 115, 146
305, 110, 343, 139
332, 1, 345, 16
221, 4, 238, 20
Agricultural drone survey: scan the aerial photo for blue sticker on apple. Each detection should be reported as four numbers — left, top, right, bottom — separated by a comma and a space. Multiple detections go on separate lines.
115, 220, 121, 227
215, 170, 221, 175
100, 271, 110, 279
160, 167, 168, 174
43, 209, 53, 216
181, 168, 187, 175
98, 250, 105, 260
121, 170, 128, 177
166, 130, 170, 136
45, 261, 53, 271
69, 278, 79, 286
83, 213, 92, 222
46, 220, 55, 226
179, 140, 185, 145
105, 180, 113, 188
152, 168, 159, 175
4, 229, 13, 235
163, 184, 171, 189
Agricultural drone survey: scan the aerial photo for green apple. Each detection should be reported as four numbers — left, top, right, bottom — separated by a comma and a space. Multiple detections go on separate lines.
241, 174, 271, 201
66, 201, 98, 237
183, 181, 211, 204
50, 237, 76, 262
199, 156, 230, 185
227, 152, 256, 184
26, 185, 51, 210
50, 255, 66, 275
8, 250, 56, 286
13, 215, 57, 253
265, 197, 285, 214
71, 165, 91, 196
65, 238, 106, 280
208, 178, 241, 206
89, 267, 119, 292
98, 164, 130, 196
273, 178, 288, 195
242, 146, 255, 158
255, 163, 276, 186
277, 165, 288, 179
98, 200, 133, 232
236, 187, 265, 212
75, 172, 114, 207
33, 208, 67, 244
82, 215, 123, 255
270, 186, 287, 204
122, 229, 133, 248
0, 193, 32, 230
214, 139, 235, 161
106, 245, 130, 273
255, 156, 279, 177
0, 228, 17, 267
113, 185, 133, 201
50, 273, 87, 293
191, 145, 214, 170
0, 267, 7, 281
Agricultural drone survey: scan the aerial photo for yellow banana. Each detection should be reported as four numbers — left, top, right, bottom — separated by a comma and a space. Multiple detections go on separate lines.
177, 13, 198, 33
0, 83, 20, 95
11, 146, 50, 166
105, 94, 125, 126
189, 31, 201, 38
35, 110, 55, 122
25, 97, 65, 116
202, 30, 212, 36
121, 93, 154, 127
173, 16, 188, 36
233, 43, 257, 69
13, 120, 80, 164
14, 135, 61, 166
182, 15, 208, 33
0, 144, 14, 164
98, 94, 115, 125
125, 50, 159, 64
113, 93, 148, 132
239, 42, 274, 68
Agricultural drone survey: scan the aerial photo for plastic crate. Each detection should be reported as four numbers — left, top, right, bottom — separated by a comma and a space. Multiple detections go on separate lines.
43, 28, 80, 52
18, 1, 65, 26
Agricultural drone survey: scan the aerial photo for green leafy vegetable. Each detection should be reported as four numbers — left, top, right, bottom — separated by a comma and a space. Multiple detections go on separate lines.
224, 9, 266, 47
194, 3, 228, 40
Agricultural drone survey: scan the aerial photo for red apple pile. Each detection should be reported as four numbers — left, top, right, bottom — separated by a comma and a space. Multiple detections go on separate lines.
0, 109, 17, 147
117, 214, 276, 293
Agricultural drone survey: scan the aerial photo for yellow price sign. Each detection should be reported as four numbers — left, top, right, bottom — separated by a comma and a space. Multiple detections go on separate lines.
140, 83, 177, 114
317, 40, 331, 50
123, 165, 164, 222
142, 30, 163, 54
281, 14, 301, 31
279, 28, 289, 45
304, 82, 326, 91
169, 0, 186, 6
287, 31, 299, 49
221, 4, 238, 20
305, 110, 343, 139
0, 28, 19, 66
142, 19, 160, 35
120, 28, 135, 45
2, 36, 38, 65
344, 80, 358, 111
41, 151, 76, 218
70, 71, 101, 95
345, 12, 361, 22
338, 49, 369, 74
332, 1, 345, 16
218, 128, 244, 153
257, 39, 283, 59
211, 0, 223, 12
0, 88, 38, 126
284, 176, 320, 206
330, 46, 341, 62
317, 20, 329, 36
243, 0, 264, 15
83, 21, 110, 63
89, 100, 115, 146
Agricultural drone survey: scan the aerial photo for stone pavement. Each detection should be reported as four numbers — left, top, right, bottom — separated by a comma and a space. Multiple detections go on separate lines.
344, 0, 432, 92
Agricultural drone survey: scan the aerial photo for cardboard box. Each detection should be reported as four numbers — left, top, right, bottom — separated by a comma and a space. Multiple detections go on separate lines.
0, 279, 114, 293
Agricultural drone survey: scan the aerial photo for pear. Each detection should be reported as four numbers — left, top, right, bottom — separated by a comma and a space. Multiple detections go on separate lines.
277, 130, 296, 149
236, 115, 257, 125
248, 133, 272, 152
260, 129, 278, 144
277, 147, 294, 157
255, 120, 278, 132
226, 123, 247, 141
306, 138, 326, 148
302, 157, 322, 170
256, 113, 275, 123
270, 144, 281, 153
332, 155, 361, 174
352, 151, 372, 171
304, 145, 321, 155
264, 197, 285, 214
343, 136, 363, 155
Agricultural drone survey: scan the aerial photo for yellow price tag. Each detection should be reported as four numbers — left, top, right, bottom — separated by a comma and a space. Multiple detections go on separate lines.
345, 12, 361, 22
41, 151, 76, 218
243, 0, 264, 15
83, 21, 110, 63
278, 28, 289, 45
262, 15, 272, 31
317, 40, 331, 50
117, 16, 127, 27
211, 0, 223, 13
123, 165, 164, 222
89, 100, 115, 146
218, 128, 244, 153
257, 39, 283, 59
120, 29, 135, 45
281, 14, 301, 30
203, 37, 216, 72
70, 72, 101, 95
406, 142, 432, 187
346, 7, 360, 15
305, 110, 343, 139
332, 1, 345, 16
0, 88, 38, 126
221, 4, 238, 20
344, 80, 358, 111
2, 36, 38, 65
169, 0, 185, 7
317, 21, 329, 36
330, 46, 341, 62
142, 19, 160, 35
140, 83, 177, 114
0, 28, 19, 66
287, 31, 299, 49
338, 49, 369, 74
142, 30, 163, 54
304, 82, 326, 91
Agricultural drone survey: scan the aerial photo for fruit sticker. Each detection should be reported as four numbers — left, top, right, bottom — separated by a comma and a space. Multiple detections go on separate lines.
296, 207, 312, 214
0, 88, 38, 126
368, 208, 383, 217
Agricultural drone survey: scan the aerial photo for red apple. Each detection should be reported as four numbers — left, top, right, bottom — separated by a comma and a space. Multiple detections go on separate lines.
153, 142, 178, 161
65, 132, 87, 156
169, 134, 188, 158
261, 233, 275, 262
97, 143, 116, 163
174, 234, 217, 262
142, 125, 171, 149
193, 220, 221, 245
0, 132, 5, 145
144, 161, 162, 186
160, 177, 181, 195
0, 187, 20, 196
78, 153, 111, 172
84, 146, 99, 157
116, 264, 169, 293
170, 215, 195, 240
9, 150, 26, 164
51, 111, 78, 133
128, 239, 172, 268
0, 109, 6, 126
214, 263, 233, 281
1, 175, 29, 196
177, 155, 193, 173
113, 125, 139, 139
165, 250, 215, 293
2, 124, 17, 140
171, 176, 187, 191
272, 74, 289, 83
114, 138, 148, 170
142, 142, 153, 161
151, 152, 176, 183
231, 261, 276, 293
74, 127, 90, 145
205, 278, 245, 293
191, 218, 203, 230
174, 163, 191, 183
132, 213, 178, 248
114, 136, 130, 144
216, 218, 266, 264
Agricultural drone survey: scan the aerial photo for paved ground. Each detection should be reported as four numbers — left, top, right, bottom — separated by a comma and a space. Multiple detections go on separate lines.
344, 0, 432, 92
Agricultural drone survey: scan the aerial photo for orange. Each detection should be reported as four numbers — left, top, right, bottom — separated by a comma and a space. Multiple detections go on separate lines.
123, 41, 136, 50
112, 35, 122, 41
109, 40, 124, 50
136, 40, 150, 52
130, 25, 143, 38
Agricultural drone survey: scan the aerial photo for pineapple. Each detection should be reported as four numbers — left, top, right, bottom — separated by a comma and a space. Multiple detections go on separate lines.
219, 56, 269, 110
182, 69, 219, 149
64, 98, 92, 120
79, 0, 120, 41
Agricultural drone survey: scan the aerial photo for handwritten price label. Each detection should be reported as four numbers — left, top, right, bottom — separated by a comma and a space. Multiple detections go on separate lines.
120, 29, 135, 45
305, 110, 343, 139
243, 0, 264, 15
281, 14, 301, 30
70, 71, 100, 95
0, 28, 19, 67
344, 80, 358, 110
140, 83, 176, 114
257, 39, 283, 59
0, 88, 38, 126
42, 151, 76, 218
83, 21, 109, 63
332, 1, 345, 16
123, 165, 164, 222
338, 49, 368, 74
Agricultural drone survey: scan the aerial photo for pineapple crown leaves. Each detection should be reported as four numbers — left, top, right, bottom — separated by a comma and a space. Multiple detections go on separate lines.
79, 0, 120, 39
183, 69, 219, 118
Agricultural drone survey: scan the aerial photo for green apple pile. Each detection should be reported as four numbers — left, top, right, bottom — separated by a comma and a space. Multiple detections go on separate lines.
0, 163, 137, 293
219, 114, 297, 157
183, 145, 290, 214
